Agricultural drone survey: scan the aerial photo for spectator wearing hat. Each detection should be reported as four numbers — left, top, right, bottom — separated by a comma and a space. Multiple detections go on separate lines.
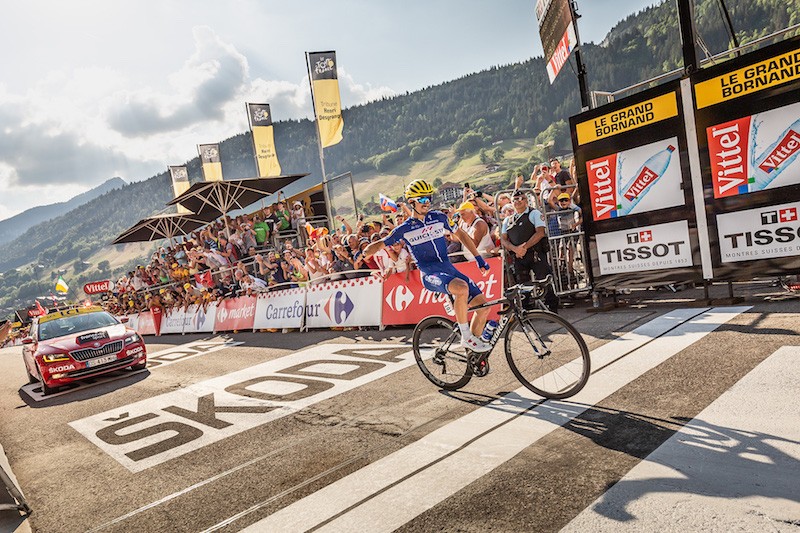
456, 201, 494, 261
500, 189, 559, 312
556, 192, 583, 277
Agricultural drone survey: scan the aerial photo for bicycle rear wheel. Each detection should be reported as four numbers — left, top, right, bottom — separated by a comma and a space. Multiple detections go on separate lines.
412, 316, 472, 390
504, 311, 590, 399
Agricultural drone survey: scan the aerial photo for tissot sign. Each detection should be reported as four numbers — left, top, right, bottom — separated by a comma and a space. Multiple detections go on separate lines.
595, 221, 692, 275
717, 201, 800, 263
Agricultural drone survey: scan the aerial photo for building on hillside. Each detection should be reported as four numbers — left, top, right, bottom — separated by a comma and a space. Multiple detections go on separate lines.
436, 181, 462, 205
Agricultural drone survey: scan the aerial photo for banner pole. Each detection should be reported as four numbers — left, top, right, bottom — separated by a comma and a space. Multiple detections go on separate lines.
569, 1, 591, 110
306, 52, 334, 230
245, 102, 261, 177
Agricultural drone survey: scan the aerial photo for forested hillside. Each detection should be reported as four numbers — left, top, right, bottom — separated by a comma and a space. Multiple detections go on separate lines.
1, 0, 797, 310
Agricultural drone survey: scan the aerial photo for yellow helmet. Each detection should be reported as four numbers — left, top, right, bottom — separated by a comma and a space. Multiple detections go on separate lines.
404, 179, 435, 200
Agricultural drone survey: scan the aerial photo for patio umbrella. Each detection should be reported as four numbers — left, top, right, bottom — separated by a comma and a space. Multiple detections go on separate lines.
165, 174, 311, 236
111, 211, 220, 245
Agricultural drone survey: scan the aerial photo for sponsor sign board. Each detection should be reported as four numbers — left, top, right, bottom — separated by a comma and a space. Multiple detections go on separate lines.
586, 137, 684, 221
575, 92, 679, 146
253, 288, 305, 330
160, 309, 189, 335
214, 297, 257, 332
707, 100, 800, 199
305, 278, 382, 328
717, 201, 800, 263
69, 344, 415, 472
692, 35, 800, 278
136, 311, 158, 336
183, 303, 216, 334
535, 0, 577, 83
595, 220, 693, 275
382, 257, 503, 326
83, 280, 114, 295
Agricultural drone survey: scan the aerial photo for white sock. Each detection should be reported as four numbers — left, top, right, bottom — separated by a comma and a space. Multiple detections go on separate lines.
458, 322, 471, 339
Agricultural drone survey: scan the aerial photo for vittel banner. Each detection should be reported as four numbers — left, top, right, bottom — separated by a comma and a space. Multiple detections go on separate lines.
717, 201, 800, 263
587, 137, 684, 221
708, 100, 800, 198
595, 220, 692, 275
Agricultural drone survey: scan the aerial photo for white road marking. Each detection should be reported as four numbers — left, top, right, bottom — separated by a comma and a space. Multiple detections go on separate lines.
20, 337, 243, 402
238, 307, 749, 533
561, 345, 800, 532
69, 345, 415, 472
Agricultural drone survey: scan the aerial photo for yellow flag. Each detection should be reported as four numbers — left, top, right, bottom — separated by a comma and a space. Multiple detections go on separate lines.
308, 51, 344, 148
247, 103, 282, 176
168, 165, 191, 213
198, 144, 223, 182
55, 276, 69, 293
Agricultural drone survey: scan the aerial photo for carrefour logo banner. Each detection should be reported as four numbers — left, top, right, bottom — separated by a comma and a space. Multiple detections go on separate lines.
717, 200, 800, 263
595, 220, 693, 275
253, 288, 305, 330
305, 277, 382, 329
161, 308, 190, 335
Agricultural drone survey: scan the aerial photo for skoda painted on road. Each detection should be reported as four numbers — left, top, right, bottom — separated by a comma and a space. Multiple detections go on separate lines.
22, 306, 147, 395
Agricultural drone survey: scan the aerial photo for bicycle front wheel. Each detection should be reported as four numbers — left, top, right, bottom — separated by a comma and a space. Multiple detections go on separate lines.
504, 311, 590, 399
412, 316, 472, 390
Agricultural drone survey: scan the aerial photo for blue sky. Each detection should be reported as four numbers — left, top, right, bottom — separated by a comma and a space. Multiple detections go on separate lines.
0, 0, 660, 219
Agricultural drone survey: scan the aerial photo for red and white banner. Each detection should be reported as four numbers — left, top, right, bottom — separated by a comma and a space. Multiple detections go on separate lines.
136, 310, 161, 336
707, 100, 800, 198
83, 280, 114, 295
125, 313, 139, 332
381, 257, 504, 326
214, 297, 257, 332
546, 22, 577, 83
253, 288, 305, 330
306, 277, 382, 328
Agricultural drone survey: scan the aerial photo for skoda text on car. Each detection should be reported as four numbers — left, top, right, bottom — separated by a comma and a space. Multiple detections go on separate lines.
22, 306, 147, 395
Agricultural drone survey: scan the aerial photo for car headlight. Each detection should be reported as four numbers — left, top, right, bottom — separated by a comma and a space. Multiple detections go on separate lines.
42, 352, 71, 363
124, 333, 141, 346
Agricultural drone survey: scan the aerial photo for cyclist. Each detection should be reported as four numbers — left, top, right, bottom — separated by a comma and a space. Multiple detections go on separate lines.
364, 179, 492, 352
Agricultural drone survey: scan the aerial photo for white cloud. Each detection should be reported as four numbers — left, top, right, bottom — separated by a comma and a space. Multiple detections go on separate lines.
0, 26, 398, 219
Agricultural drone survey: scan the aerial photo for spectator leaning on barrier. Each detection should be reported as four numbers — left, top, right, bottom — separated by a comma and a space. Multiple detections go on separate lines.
500, 189, 559, 313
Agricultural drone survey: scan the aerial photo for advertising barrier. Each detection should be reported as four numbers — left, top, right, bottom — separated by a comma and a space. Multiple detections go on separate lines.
253, 288, 305, 330
692, 35, 800, 279
382, 257, 504, 326
570, 80, 703, 288
161, 308, 189, 335
214, 297, 257, 332
136, 311, 159, 336
306, 277, 382, 329
185, 303, 216, 333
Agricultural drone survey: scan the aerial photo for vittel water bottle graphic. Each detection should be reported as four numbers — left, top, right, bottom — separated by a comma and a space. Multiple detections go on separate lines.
749, 118, 800, 193
617, 145, 676, 215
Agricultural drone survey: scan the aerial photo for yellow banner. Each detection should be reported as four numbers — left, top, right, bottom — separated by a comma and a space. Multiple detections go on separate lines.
576, 92, 678, 145
313, 78, 344, 147
695, 48, 800, 109
198, 144, 223, 182
309, 52, 344, 148
252, 125, 282, 176
169, 166, 191, 214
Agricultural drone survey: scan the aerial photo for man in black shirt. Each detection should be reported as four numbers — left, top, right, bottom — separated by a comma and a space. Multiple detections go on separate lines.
550, 158, 575, 198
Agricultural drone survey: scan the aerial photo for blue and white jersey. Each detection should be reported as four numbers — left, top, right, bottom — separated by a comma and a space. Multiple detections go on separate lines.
383, 211, 456, 269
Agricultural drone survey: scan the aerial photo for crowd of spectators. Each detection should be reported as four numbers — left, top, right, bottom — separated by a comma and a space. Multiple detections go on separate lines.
100, 158, 581, 316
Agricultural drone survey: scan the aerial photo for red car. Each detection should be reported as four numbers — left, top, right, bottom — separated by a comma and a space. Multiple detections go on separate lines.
22, 306, 147, 395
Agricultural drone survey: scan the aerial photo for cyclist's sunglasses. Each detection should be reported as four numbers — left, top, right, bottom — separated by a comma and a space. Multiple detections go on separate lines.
415, 196, 433, 205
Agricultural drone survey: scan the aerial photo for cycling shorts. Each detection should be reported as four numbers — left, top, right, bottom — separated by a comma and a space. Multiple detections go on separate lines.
420, 263, 482, 302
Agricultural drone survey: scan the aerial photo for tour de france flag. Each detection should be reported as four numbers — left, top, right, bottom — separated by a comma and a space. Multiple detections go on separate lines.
247, 103, 282, 177
168, 165, 191, 213
308, 51, 344, 148
198, 143, 223, 182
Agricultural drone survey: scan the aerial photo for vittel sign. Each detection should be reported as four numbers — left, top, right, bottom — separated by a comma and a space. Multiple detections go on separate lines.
595, 220, 693, 275
717, 201, 800, 263
84, 280, 114, 294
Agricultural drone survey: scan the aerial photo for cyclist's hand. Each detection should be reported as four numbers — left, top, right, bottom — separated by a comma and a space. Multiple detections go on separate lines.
476, 256, 490, 274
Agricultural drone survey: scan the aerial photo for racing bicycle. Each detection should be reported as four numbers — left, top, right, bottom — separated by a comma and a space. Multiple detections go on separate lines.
412, 276, 591, 399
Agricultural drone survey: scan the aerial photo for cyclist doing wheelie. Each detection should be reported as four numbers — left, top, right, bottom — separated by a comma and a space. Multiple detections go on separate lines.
364, 179, 493, 352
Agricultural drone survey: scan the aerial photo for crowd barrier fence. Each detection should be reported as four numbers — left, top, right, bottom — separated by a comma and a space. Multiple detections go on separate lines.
120, 257, 504, 336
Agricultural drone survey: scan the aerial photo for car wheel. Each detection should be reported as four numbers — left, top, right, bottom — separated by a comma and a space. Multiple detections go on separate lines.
37, 365, 58, 396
